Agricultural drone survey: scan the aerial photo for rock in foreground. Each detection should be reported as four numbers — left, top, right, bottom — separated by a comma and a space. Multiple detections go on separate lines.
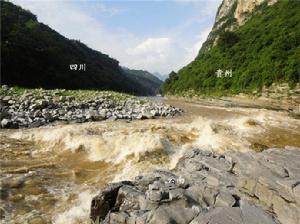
90, 147, 300, 224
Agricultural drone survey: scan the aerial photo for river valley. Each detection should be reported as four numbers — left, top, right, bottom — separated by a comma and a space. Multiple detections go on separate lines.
1, 98, 300, 224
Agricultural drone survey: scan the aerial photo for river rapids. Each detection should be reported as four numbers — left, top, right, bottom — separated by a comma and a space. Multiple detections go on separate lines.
1, 99, 300, 223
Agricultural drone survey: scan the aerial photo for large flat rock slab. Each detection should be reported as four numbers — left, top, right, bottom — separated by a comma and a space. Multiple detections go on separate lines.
90, 148, 300, 224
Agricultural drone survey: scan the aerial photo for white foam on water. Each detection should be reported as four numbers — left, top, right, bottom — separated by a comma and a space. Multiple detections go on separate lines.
7, 112, 271, 164
4, 106, 300, 223
53, 190, 96, 224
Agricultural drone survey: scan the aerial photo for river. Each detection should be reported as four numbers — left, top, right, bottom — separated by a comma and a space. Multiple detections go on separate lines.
1, 98, 300, 223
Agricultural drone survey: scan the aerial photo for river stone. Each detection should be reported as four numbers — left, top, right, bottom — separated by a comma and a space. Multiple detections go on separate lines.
90, 181, 134, 222
138, 195, 159, 211
146, 189, 169, 202
106, 212, 128, 224
214, 191, 236, 207
115, 185, 143, 211
1, 119, 11, 128
1, 85, 9, 91
90, 183, 122, 222
2, 96, 12, 103
205, 175, 220, 187
8, 100, 15, 105
146, 203, 197, 224
59, 96, 66, 102
37, 99, 48, 108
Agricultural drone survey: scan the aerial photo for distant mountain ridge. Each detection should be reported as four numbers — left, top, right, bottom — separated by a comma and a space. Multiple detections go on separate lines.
163, 0, 300, 95
153, 72, 167, 81
122, 68, 162, 95
1, 1, 160, 95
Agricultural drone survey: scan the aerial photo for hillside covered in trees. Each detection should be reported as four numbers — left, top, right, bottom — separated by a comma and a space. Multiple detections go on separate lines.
122, 68, 162, 96
162, 0, 300, 95
1, 1, 160, 95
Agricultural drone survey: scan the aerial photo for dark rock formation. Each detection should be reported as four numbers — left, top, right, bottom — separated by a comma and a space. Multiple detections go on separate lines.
90, 147, 300, 224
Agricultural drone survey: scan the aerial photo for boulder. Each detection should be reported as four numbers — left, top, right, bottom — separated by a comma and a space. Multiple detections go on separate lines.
90, 181, 134, 222
1, 119, 11, 128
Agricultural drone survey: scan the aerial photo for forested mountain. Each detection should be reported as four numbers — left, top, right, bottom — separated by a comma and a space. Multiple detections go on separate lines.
1, 1, 160, 95
122, 68, 162, 95
162, 0, 300, 95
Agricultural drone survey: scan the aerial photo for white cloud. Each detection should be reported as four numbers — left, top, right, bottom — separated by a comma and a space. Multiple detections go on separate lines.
127, 38, 170, 56
124, 38, 171, 73
91, 2, 121, 17
9, 0, 218, 75
184, 29, 211, 63
10, 0, 135, 61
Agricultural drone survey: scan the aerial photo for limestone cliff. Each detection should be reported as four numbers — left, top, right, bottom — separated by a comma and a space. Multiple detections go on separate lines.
216, 0, 277, 26
201, 0, 278, 52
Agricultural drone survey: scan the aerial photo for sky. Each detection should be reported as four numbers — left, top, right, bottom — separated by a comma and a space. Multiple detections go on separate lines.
10, 0, 221, 77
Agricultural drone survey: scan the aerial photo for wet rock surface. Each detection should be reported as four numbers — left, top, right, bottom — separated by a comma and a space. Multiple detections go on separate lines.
0, 86, 182, 129
90, 148, 300, 224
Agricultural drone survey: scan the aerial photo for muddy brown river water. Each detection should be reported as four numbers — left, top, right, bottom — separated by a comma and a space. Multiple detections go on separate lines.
1, 99, 300, 223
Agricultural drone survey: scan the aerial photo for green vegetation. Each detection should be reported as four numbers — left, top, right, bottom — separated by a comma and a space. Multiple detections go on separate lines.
0, 86, 135, 102
162, 1, 300, 96
1, 1, 160, 96
122, 68, 162, 95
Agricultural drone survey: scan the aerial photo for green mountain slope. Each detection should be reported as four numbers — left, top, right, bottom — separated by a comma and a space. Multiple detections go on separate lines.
122, 68, 162, 95
1, 1, 159, 95
162, 0, 300, 95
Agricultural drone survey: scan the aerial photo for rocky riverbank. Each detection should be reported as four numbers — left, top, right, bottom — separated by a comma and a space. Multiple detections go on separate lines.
90, 147, 300, 224
166, 83, 300, 118
0, 86, 182, 129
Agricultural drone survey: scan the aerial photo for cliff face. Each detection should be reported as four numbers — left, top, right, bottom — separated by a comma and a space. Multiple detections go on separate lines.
202, 0, 278, 52
216, 0, 277, 26
234, 0, 277, 24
